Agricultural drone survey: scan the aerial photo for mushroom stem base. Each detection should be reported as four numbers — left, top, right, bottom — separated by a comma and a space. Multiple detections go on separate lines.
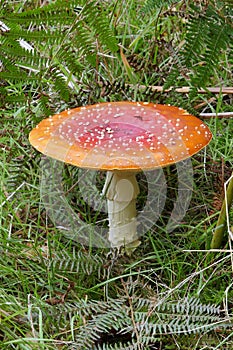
102, 171, 140, 248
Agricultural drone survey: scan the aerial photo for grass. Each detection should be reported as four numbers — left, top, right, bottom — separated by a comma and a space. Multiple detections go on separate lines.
1, 0, 233, 348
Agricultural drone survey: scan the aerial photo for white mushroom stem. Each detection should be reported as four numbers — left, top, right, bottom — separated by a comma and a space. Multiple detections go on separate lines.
102, 171, 140, 248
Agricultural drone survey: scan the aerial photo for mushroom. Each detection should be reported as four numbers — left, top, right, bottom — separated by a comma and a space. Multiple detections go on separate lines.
29, 101, 212, 249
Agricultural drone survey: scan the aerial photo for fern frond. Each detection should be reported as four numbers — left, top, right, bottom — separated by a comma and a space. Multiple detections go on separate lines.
70, 20, 97, 66
37, 94, 51, 116
47, 64, 70, 101
0, 70, 38, 82
193, 24, 230, 86
182, 16, 209, 66
80, 1, 118, 53
3, 28, 63, 44
0, 0, 118, 109
3, 0, 77, 25
55, 44, 83, 75
34, 295, 232, 349
165, 3, 232, 89
94, 342, 139, 350
49, 249, 104, 277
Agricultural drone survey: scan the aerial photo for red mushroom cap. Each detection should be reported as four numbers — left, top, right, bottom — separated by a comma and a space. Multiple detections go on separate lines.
29, 101, 212, 171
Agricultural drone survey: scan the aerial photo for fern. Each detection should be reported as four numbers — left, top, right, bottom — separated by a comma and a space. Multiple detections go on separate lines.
49, 249, 105, 277
3, 0, 79, 25
1, 1, 231, 110
0, 0, 118, 110
80, 1, 118, 53
94, 343, 139, 350
31, 295, 232, 349
164, 2, 233, 89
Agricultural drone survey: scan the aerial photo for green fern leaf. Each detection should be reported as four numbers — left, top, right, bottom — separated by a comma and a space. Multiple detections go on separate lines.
165, 3, 232, 89
81, 1, 118, 53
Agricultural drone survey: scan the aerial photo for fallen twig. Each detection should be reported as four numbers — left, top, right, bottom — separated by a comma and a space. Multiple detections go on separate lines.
129, 84, 233, 94
200, 112, 233, 119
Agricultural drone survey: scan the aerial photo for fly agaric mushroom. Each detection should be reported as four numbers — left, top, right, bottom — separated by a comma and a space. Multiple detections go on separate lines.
29, 101, 212, 249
